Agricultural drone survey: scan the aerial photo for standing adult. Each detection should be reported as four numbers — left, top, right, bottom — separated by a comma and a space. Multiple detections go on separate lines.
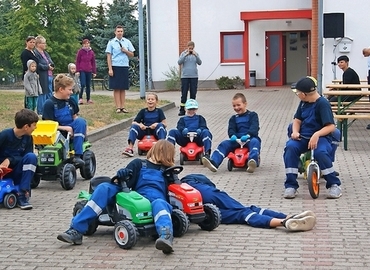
105, 25, 135, 113
177, 41, 202, 116
34, 35, 54, 115
75, 39, 97, 105
20, 36, 38, 80
362, 47, 370, 129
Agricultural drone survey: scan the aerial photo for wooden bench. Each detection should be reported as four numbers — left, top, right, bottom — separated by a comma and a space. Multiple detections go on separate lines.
91, 78, 105, 91
332, 79, 368, 84
324, 88, 370, 150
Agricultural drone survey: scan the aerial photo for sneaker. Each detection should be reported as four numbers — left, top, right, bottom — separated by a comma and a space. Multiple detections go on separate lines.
57, 228, 83, 245
246, 159, 257, 173
283, 187, 297, 199
292, 210, 316, 219
366, 124, 370, 130
284, 216, 316, 231
201, 156, 218, 172
327, 184, 342, 199
78, 99, 83, 105
73, 156, 85, 167
87, 100, 93, 104
17, 195, 33, 210
155, 227, 174, 254
122, 148, 134, 157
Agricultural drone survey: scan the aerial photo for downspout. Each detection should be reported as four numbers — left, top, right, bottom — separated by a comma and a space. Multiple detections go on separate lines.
317, 0, 324, 94
146, 0, 153, 90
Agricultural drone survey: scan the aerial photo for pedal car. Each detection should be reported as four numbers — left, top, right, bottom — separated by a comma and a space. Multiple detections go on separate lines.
165, 166, 221, 231
73, 173, 189, 250
227, 138, 250, 171
31, 120, 96, 190
179, 132, 204, 165
0, 168, 20, 209
137, 127, 157, 155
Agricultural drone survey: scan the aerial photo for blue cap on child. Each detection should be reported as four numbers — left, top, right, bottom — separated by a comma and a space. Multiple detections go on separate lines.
185, 99, 198, 110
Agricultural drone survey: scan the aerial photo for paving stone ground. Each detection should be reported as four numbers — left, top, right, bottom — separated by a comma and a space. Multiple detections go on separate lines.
1, 87, 370, 269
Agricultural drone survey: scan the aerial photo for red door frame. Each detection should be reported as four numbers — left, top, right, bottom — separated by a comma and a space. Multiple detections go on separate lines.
240, 9, 312, 88
265, 32, 284, 86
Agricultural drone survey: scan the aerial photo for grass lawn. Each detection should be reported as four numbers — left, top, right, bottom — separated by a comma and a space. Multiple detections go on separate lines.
0, 91, 170, 132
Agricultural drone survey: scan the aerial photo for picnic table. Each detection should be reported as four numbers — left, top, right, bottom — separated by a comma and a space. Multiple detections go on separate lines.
324, 84, 370, 150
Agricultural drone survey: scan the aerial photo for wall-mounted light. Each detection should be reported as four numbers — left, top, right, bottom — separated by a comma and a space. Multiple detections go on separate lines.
286, 20, 292, 25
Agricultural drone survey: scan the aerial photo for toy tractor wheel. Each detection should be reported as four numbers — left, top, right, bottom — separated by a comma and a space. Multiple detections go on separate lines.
307, 164, 320, 199
60, 163, 77, 190
4, 193, 17, 209
198, 203, 221, 231
137, 148, 143, 156
31, 174, 41, 189
172, 208, 189, 237
179, 153, 185, 165
199, 153, 203, 165
80, 150, 96, 180
227, 159, 233, 171
114, 220, 138, 249
73, 200, 98, 235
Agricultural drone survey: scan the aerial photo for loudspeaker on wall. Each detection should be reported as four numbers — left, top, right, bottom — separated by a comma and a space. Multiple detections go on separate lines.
323, 13, 344, 38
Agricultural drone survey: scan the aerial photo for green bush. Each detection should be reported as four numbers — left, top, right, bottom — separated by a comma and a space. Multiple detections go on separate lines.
163, 66, 181, 90
215, 76, 245, 90
215, 76, 234, 90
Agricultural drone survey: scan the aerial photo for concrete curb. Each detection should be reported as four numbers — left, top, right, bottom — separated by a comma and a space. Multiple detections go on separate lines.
87, 102, 176, 143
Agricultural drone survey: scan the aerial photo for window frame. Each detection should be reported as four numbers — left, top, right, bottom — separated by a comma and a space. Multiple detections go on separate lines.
220, 32, 244, 63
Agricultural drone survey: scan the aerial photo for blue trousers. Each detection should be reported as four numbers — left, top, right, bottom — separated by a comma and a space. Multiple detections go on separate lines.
8, 153, 37, 192
167, 129, 212, 153
284, 137, 341, 189
184, 179, 286, 228
128, 123, 166, 144
136, 186, 173, 235
180, 78, 198, 104
69, 117, 87, 155
72, 182, 121, 233
79, 72, 92, 101
211, 138, 261, 167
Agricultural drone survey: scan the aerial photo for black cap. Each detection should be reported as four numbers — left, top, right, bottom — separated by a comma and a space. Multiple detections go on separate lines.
292, 77, 317, 93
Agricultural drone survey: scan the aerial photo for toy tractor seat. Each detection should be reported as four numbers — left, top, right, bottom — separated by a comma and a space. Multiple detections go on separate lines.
89, 176, 111, 193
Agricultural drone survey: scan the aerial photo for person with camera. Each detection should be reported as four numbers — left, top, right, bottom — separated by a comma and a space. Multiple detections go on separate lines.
177, 41, 202, 116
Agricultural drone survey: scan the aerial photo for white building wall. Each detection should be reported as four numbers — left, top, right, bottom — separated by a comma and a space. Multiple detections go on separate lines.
149, 0, 179, 83
149, 0, 370, 88
322, 0, 370, 87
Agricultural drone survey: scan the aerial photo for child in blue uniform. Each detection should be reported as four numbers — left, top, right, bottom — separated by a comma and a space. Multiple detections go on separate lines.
181, 174, 316, 231
42, 74, 87, 166
167, 99, 212, 156
123, 93, 167, 157
0, 109, 39, 210
202, 92, 261, 173
284, 77, 342, 199
57, 140, 176, 254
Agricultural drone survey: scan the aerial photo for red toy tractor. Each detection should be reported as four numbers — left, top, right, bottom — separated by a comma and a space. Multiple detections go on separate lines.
227, 138, 250, 171
164, 166, 221, 231
137, 127, 158, 156
179, 132, 204, 165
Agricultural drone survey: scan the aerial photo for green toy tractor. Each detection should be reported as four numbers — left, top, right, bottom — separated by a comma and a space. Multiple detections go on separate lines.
31, 120, 96, 190
73, 175, 189, 250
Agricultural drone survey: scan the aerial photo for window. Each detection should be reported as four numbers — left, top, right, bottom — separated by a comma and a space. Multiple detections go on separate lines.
221, 32, 244, 63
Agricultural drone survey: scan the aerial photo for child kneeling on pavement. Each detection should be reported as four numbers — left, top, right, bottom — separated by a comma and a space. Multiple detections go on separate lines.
202, 92, 261, 173
57, 140, 177, 254
167, 99, 212, 156
181, 174, 316, 231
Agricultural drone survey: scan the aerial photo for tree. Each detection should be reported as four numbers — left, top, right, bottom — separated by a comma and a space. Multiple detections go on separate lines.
0, 0, 89, 76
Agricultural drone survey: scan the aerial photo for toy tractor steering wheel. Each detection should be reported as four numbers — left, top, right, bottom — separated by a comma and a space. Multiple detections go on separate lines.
111, 173, 132, 193
163, 166, 183, 185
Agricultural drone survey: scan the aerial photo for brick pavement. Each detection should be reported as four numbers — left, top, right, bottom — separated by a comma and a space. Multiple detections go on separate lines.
1, 87, 370, 269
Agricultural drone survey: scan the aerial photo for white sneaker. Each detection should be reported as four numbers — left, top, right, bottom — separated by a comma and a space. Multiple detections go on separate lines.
292, 210, 316, 219
283, 187, 297, 199
246, 159, 257, 173
284, 216, 316, 231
